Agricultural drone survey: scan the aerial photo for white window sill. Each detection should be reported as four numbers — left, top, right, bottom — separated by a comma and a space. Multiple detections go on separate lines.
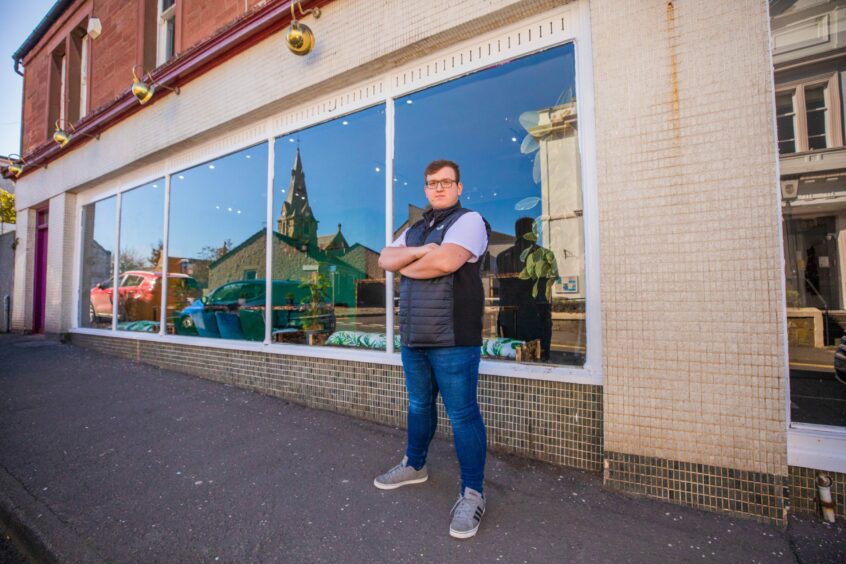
788, 423, 846, 474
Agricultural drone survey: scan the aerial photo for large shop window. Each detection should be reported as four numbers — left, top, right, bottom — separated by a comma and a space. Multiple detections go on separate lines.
74, 41, 591, 369
271, 105, 387, 347
116, 180, 166, 333
80, 196, 117, 329
168, 144, 268, 340
393, 43, 585, 366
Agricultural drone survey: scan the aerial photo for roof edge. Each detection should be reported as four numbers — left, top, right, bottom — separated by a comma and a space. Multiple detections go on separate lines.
12, 0, 75, 64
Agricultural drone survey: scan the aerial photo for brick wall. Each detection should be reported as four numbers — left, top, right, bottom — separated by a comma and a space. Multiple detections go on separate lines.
180, 0, 265, 52
21, 52, 50, 154
87, 0, 141, 116
20, 0, 269, 154
590, 0, 787, 520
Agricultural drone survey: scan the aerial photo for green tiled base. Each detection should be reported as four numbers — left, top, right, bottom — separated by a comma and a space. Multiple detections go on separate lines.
604, 452, 787, 525
70, 334, 603, 472
789, 466, 845, 521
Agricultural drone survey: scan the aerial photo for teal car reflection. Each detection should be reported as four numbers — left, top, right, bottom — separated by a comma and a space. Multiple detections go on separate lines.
174, 279, 335, 340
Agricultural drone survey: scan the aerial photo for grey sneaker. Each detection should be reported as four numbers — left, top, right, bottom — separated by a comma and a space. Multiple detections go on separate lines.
449, 487, 486, 539
373, 456, 428, 490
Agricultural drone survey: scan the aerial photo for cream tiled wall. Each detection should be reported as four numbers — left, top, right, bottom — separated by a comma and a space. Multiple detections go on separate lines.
591, 0, 786, 476
45, 193, 77, 334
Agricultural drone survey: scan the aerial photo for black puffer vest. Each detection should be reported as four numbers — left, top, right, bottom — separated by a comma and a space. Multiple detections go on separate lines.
399, 203, 490, 347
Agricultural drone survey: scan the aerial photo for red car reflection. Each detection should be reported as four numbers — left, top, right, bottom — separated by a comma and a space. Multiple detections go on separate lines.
89, 271, 201, 324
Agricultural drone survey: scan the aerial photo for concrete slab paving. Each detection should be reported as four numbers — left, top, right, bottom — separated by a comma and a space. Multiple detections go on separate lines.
0, 333, 843, 563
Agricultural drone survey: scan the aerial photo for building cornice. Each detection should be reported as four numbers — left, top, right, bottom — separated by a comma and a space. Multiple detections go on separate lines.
773, 47, 846, 74
4, 0, 332, 181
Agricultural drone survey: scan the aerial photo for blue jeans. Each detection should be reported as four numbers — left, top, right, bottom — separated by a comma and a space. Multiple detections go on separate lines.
401, 345, 486, 495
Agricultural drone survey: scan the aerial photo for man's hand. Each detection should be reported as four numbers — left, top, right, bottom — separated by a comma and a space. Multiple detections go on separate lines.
414, 243, 439, 259
378, 243, 439, 272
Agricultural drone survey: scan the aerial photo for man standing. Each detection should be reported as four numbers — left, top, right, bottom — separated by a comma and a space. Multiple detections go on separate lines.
374, 159, 490, 539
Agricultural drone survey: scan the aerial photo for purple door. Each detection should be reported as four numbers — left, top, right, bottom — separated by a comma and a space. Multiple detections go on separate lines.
33, 208, 49, 333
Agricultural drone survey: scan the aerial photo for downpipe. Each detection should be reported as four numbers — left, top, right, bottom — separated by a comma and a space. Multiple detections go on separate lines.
816, 473, 836, 524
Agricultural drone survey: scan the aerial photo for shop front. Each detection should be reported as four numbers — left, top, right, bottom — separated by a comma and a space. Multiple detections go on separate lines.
7, 0, 843, 525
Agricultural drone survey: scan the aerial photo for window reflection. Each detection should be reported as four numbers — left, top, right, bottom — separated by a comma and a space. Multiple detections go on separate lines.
272, 104, 387, 347
167, 144, 268, 340
394, 43, 585, 365
80, 196, 116, 329
114, 180, 172, 333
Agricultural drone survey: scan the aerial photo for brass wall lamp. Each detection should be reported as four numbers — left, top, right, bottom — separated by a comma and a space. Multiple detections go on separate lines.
53, 119, 100, 148
2, 154, 46, 178
131, 65, 180, 105
287, 0, 321, 56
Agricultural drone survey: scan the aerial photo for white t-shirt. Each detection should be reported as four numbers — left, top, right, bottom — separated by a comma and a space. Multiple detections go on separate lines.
391, 211, 488, 263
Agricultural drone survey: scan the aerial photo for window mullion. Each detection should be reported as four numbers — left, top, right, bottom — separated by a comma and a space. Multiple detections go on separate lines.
795, 86, 809, 153
384, 94, 395, 354
265, 138, 275, 345
827, 74, 843, 147
159, 174, 171, 336
112, 191, 122, 332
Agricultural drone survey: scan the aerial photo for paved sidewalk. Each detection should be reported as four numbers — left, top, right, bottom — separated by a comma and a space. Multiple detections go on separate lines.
0, 334, 843, 563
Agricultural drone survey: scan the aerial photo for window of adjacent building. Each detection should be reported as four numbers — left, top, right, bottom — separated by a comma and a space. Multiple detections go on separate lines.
48, 44, 67, 137
59, 55, 67, 123
394, 43, 584, 366
804, 85, 828, 150
67, 26, 89, 123
272, 105, 387, 348
117, 180, 165, 333
776, 92, 796, 154
158, 0, 177, 65
79, 34, 89, 119
167, 144, 268, 340
79, 196, 117, 329
776, 75, 843, 154
49, 26, 91, 134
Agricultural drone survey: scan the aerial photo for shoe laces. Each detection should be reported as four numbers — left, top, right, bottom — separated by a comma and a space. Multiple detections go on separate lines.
451, 494, 477, 522
385, 460, 408, 478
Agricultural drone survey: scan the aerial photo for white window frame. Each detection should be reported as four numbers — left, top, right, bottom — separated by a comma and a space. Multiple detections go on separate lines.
157, 0, 176, 66
70, 2, 603, 386
775, 72, 844, 154
79, 34, 89, 119
59, 53, 67, 124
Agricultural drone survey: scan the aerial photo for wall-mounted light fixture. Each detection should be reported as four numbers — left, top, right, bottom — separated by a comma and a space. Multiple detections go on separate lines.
2, 154, 46, 178
86, 17, 102, 40
53, 119, 100, 148
287, 0, 321, 56
131, 65, 180, 105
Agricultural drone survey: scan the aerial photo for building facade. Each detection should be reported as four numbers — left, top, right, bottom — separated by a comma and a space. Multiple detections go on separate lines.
5, 0, 845, 524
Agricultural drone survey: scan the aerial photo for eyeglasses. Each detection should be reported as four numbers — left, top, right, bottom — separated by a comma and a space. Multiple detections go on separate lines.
425, 179, 457, 190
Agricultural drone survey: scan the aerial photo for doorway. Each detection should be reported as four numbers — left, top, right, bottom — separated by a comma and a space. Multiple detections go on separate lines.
33, 208, 48, 333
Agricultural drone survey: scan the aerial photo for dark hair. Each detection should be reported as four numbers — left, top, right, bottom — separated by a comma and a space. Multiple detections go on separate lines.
424, 159, 460, 183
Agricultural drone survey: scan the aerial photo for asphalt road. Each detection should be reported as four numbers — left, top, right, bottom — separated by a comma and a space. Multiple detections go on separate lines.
0, 333, 844, 562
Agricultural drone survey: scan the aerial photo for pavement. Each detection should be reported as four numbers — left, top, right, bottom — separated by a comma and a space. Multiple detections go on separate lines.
0, 333, 844, 563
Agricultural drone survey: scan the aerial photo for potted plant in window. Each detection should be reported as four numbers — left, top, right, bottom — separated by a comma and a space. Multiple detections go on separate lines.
299, 273, 332, 344
518, 220, 559, 300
